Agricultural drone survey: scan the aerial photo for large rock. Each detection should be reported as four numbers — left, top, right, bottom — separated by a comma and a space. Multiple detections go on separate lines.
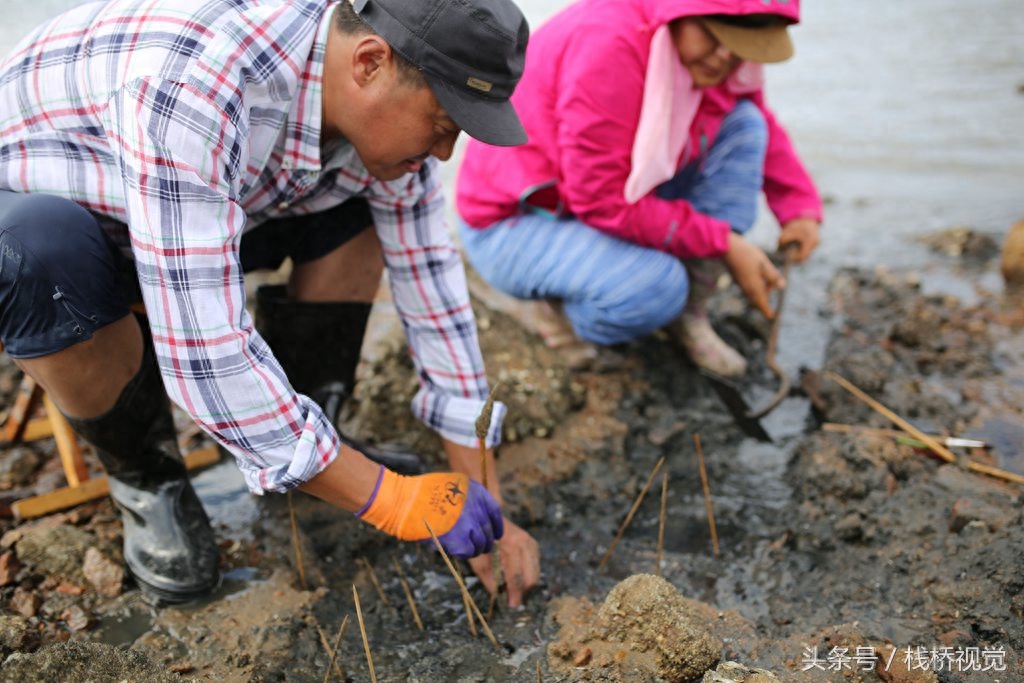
1001, 219, 1024, 293
596, 574, 721, 683
0, 640, 183, 683
548, 575, 724, 682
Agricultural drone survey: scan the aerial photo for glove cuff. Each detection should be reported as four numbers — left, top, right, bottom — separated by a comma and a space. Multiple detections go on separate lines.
358, 469, 469, 542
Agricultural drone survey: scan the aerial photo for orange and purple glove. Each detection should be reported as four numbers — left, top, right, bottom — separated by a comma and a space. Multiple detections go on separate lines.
357, 466, 504, 559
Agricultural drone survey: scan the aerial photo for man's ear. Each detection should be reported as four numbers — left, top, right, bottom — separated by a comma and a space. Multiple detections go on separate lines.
351, 35, 393, 87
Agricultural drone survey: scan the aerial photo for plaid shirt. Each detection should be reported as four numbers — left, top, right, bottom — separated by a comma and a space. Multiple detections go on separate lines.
0, 0, 505, 494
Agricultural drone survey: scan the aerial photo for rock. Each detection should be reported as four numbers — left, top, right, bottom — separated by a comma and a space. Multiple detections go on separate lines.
13, 523, 95, 584
597, 574, 721, 682
1001, 219, 1024, 292
949, 497, 1017, 533
59, 605, 91, 632
917, 227, 998, 260
82, 547, 124, 598
0, 447, 40, 489
9, 588, 40, 618
0, 614, 40, 660
702, 661, 780, 682
0, 551, 20, 586
0, 639, 183, 683
573, 645, 592, 666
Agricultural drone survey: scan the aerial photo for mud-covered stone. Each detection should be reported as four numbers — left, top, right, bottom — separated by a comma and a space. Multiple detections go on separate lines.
13, 523, 95, 584
82, 546, 123, 598
702, 661, 779, 682
0, 640, 184, 683
1001, 219, 1024, 292
0, 614, 40, 660
596, 574, 721, 682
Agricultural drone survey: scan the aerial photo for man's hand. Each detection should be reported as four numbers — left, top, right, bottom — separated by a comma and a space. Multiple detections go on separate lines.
442, 438, 542, 607
358, 467, 504, 558
722, 232, 785, 319
778, 218, 821, 263
468, 518, 540, 608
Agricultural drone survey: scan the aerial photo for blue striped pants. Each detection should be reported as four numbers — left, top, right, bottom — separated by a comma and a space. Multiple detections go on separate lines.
458, 100, 767, 346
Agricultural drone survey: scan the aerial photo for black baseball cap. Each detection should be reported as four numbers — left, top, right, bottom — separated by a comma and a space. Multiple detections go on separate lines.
353, 0, 529, 147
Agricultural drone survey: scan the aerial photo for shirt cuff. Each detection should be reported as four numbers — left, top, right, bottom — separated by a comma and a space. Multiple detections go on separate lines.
233, 398, 341, 495
411, 387, 508, 449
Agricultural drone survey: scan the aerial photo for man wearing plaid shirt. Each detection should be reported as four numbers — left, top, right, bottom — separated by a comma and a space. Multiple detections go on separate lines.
0, 0, 540, 605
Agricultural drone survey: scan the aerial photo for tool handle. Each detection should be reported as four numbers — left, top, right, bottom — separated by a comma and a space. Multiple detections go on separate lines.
746, 244, 798, 419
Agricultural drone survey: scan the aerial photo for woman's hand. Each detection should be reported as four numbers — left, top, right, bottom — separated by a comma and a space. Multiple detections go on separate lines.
722, 232, 785, 319
778, 218, 821, 263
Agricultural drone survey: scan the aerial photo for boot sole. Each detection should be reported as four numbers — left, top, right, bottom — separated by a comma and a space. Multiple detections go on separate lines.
132, 569, 221, 606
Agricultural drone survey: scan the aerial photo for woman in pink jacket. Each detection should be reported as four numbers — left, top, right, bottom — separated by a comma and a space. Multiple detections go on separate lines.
456, 0, 822, 376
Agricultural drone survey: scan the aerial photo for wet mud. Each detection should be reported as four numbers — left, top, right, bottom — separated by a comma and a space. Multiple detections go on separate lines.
0, 229, 1022, 682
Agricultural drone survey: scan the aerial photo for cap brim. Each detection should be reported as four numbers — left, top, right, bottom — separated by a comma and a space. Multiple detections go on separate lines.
425, 73, 527, 147
700, 19, 794, 64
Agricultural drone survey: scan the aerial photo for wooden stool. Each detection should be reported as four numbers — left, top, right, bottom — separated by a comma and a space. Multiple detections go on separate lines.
0, 371, 221, 520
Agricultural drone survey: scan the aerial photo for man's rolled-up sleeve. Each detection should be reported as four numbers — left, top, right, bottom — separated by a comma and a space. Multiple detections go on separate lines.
107, 77, 340, 494
366, 158, 506, 448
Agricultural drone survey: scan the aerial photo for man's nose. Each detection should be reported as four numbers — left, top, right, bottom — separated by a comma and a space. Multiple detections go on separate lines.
430, 131, 460, 161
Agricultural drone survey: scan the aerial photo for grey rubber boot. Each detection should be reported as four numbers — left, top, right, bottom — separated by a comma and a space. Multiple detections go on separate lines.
254, 285, 425, 475
65, 328, 219, 604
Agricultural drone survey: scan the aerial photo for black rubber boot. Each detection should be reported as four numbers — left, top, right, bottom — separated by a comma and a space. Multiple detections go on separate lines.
255, 285, 425, 475
65, 329, 219, 604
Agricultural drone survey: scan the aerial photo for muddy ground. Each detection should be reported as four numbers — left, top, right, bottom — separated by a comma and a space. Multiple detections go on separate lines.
0, 228, 1021, 682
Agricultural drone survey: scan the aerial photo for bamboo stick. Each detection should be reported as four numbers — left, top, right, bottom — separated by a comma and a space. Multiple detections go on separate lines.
474, 382, 505, 619
287, 491, 307, 591
456, 562, 478, 638
598, 456, 665, 570
475, 382, 502, 491
423, 520, 503, 653
390, 557, 424, 631
358, 557, 392, 608
656, 473, 668, 576
323, 615, 348, 683
694, 435, 719, 557
353, 585, 377, 683
826, 372, 1024, 486
825, 372, 956, 464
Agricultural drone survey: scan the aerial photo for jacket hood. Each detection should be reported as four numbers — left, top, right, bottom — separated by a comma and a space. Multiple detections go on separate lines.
644, 0, 800, 28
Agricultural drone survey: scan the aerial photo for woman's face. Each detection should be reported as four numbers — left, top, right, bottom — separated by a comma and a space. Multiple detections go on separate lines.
671, 18, 743, 88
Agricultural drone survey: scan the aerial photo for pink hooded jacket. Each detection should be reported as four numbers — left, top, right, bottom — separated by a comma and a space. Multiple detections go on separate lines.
455, 0, 823, 260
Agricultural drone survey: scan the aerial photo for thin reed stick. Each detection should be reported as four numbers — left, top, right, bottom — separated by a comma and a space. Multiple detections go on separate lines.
455, 562, 478, 637
287, 491, 307, 590
598, 456, 665, 569
656, 472, 668, 576
359, 557, 392, 608
353, 584, 377, 683
390, 557, 424, 630
826, 372, 956, 463
475, 382, 502, 490
324, 615, 348, 683
826, 372, 1024, 486
423, 520, 503, 653
475, 382, 506, 618
694, 434, 719, 557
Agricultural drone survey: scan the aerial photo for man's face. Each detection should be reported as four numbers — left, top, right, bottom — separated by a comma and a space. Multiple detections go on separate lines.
672, 18, 743, 89
323, 55, 462, 181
